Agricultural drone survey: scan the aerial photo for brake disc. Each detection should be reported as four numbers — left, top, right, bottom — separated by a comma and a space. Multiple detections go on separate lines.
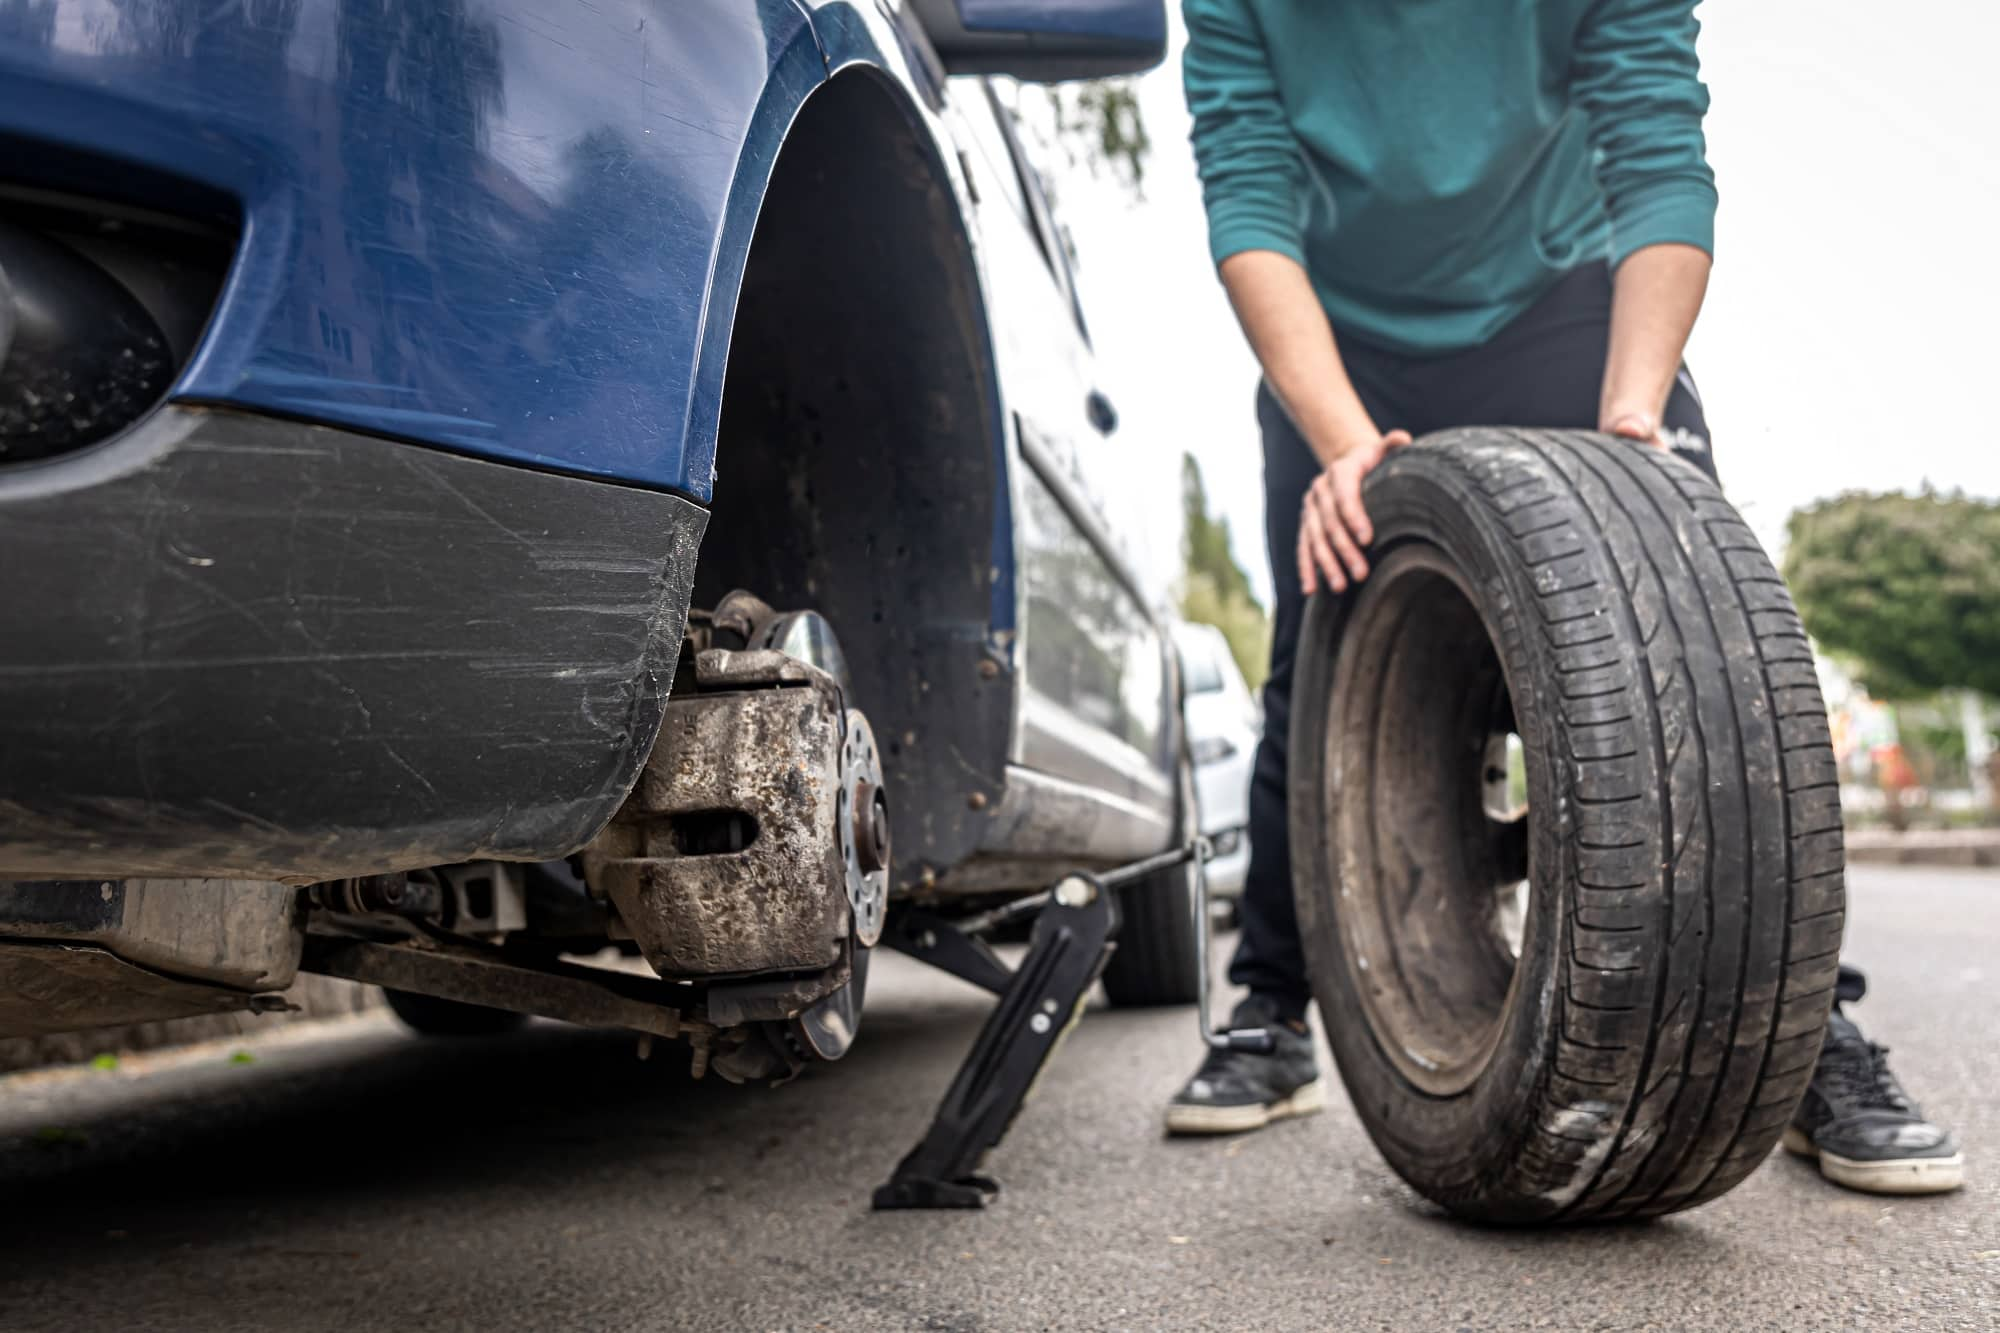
743, 605, 886, 1062
755, 610, 889, 949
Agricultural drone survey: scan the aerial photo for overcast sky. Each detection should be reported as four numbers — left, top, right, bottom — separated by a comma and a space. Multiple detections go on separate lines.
1053, 0, 2000, 609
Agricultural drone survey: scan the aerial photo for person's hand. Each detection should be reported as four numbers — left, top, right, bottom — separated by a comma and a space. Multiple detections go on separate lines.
1602, 409, 1669, 449
1298, 429, 1412, 595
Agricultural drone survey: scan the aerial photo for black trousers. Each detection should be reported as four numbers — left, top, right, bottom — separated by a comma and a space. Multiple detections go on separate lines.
1231, 262, 1781, 1015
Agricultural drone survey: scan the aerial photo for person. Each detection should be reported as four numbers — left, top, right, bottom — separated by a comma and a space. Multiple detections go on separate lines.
1163, 0, 1962, 1196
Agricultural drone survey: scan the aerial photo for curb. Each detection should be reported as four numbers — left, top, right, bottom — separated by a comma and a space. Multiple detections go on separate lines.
1843, 830, 2000, 869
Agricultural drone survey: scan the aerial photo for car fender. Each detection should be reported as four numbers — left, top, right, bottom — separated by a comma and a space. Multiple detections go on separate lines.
0, 1, 830, 498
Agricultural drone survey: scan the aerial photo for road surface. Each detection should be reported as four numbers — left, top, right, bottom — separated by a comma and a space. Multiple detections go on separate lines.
0, 865, 1993, 1331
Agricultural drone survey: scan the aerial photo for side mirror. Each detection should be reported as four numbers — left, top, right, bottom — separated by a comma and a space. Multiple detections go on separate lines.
908, 0, 1167, 83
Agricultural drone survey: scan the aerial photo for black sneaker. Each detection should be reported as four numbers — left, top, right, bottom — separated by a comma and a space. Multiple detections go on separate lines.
1785, 1011, 1963, 1195
1164, 995, 1325, 1136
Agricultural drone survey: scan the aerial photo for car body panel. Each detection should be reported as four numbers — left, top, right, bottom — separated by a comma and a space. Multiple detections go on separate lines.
938, 74, 1172, 816
0, 0, 819, 497
0, 404, 705, 880
1175, 623, 1259, 897
810, 3, 1172, 829
800, 4, 1022, 657
1015, 461, 1168, 806
0, 0, 1175, 884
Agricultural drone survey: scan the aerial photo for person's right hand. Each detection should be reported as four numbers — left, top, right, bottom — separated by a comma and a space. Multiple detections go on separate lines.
1298, 429, 1412, 595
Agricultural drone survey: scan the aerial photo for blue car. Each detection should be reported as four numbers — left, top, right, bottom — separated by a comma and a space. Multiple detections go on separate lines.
0, 0, 1198, 1091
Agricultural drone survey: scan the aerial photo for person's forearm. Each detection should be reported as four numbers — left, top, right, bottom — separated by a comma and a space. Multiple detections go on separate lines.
1218, 250, 1381, 467
1599, 242, 1712, 435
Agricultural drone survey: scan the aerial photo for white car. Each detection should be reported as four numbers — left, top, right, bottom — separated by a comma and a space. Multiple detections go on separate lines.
1174, 623, 1262, 900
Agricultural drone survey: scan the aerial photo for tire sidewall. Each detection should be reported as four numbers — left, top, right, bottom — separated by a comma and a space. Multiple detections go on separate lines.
1100, 661, 1204, 1008
1290, 442, 1594, 1219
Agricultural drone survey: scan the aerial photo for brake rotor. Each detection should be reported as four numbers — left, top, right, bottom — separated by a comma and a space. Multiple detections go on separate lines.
754, 609, 852, 692
790, 945, 870, 1063
743, 604, 888, 1061
749, 607, 888, 948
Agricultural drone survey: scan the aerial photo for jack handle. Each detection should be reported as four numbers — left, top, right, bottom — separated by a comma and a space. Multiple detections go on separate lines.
1140, 836, 1277, 1056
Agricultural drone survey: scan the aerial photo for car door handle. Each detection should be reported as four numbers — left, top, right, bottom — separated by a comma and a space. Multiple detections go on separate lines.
1086, 389, 1118, 436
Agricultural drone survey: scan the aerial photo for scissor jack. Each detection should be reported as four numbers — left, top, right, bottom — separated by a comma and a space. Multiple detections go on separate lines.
872, 839, 1274, 1210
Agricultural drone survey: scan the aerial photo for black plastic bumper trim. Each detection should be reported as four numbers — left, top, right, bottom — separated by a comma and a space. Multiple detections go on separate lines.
0, 405, 705, 880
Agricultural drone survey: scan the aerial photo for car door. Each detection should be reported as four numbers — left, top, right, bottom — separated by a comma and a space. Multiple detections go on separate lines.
947, 80, 1175, 820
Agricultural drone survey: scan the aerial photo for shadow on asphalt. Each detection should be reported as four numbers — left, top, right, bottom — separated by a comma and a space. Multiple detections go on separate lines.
4, 874, 1987, 1329
1, 1027, 702, 1189
0, 976, 1734, 1294
0, 983, 995, 1248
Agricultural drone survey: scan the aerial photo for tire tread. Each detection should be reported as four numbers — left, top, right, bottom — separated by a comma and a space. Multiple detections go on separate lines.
1295, 427, 1843, 1224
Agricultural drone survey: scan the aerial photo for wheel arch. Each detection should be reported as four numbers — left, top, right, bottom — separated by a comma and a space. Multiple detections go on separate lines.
694, 58, 1019, 890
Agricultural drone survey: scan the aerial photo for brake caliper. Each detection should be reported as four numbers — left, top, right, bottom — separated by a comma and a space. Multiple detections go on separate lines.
582, 592, 887, 1065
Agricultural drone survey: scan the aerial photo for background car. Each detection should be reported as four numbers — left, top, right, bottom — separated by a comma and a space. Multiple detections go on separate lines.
0, 0, 1198, 1083
1174, 622, 1261, 903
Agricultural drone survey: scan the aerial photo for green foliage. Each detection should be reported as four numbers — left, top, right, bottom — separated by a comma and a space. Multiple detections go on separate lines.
89, 1053, 119, 1071
1180, 455, 1270, 690
1182, 569, 1271, 692
1783, 489, 2000, 700
1907, 717, 1970, 787
1183, 456, 1258, 610
1044, 79, 1152, 196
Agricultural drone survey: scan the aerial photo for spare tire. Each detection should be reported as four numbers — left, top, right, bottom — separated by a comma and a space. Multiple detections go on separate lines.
1291, 429, 1844, 1224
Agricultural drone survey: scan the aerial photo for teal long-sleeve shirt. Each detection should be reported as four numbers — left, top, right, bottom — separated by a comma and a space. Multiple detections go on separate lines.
1184, 0, 1716, 355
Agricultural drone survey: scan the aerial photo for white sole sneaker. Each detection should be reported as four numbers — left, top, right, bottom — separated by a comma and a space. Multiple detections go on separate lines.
1164, 1077, 1327, 1136
1782, 1124, 1965, 1195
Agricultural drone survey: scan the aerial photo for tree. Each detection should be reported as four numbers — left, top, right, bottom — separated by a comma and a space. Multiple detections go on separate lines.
1783, 490, 2000, 699
998, 77, 1153, 204
1044, 81, 1152, 195
1180, 454, 1270, 689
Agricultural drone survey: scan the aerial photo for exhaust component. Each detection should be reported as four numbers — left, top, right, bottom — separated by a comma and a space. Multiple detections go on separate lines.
0, 878, 303, 1037
0, 943, 293, 1039
0, 878, 302, 992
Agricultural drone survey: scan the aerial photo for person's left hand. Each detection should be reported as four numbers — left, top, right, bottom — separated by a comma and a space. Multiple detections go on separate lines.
1297, 428, 1412, 595
1601, 409, 1668, 449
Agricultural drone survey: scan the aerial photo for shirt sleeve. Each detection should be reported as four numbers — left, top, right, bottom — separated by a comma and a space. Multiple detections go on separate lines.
1182, 0, 1307, 269
1572, 0, 1718, 264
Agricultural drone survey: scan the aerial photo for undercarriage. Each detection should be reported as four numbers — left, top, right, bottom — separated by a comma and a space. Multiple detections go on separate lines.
0, 589, 1207, 1207
1, 593, 884, 1076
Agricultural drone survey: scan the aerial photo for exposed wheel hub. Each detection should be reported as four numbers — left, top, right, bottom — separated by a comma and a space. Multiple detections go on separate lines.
583, 591, 888, 1068
839, 710, 889, 946
752, 602, 890, 950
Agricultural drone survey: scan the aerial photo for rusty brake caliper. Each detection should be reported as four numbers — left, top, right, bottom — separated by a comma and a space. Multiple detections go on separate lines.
582, 592, 886, 1076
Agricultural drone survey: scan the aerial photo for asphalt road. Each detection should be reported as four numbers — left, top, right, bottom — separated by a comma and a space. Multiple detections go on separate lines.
0, 865, 1994, 1332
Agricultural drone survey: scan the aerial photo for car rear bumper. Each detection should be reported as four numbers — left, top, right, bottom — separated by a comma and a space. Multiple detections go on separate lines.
0, 406, 705, 882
